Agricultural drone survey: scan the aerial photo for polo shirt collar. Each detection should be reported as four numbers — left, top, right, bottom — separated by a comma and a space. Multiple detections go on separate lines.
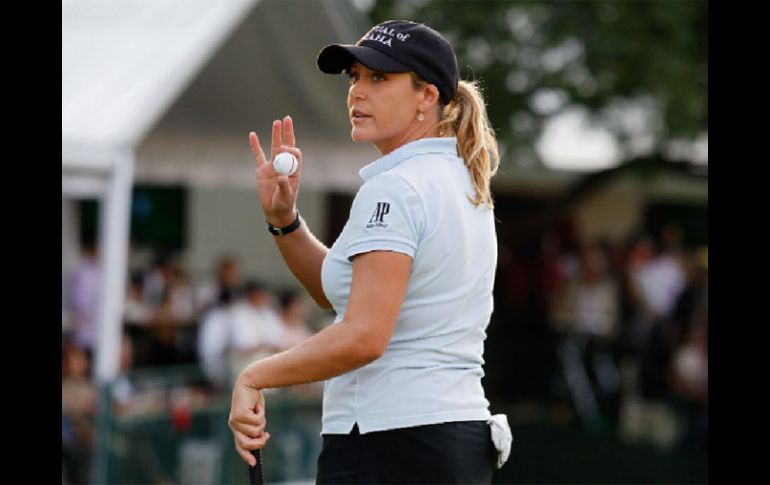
359, 137, 458, 181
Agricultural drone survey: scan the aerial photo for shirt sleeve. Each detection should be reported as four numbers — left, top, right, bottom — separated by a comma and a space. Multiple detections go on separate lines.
345, 173, 425, 261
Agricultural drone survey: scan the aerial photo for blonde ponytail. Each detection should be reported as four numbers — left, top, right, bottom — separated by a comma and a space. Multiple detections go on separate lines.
437, 80, 499, 209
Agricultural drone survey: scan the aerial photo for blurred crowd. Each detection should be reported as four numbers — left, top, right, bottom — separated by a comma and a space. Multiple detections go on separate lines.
493, 221, 707, 451
62, 222, 707, 482
62, 251, 322, 483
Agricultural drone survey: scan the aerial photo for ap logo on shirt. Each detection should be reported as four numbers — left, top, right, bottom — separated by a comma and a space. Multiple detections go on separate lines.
366, 202, 390, 229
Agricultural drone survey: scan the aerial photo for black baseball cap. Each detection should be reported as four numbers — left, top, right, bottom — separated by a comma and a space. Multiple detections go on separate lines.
317, 20, 459, 104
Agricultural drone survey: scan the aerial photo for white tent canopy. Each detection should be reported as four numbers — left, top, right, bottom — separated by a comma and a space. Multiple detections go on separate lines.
62, 0, 258, 163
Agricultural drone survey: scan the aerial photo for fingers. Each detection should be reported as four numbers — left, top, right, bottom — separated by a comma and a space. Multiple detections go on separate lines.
253, 116, 296, 168
229, 405, 265, 430
229, 407, 265, 433
283, 115, 295, 147
235, 429, 271, 452
229, 400, 265, 433
236, 445, 256, 467
249, 132, 267, 164
271, 120, 282, 161
234, 422, 266, 437
230, 384, 270, 466
275, 175, 292, 198
234, 432, 271, 466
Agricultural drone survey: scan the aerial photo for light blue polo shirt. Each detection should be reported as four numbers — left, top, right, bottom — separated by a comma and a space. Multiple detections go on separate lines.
320, 137, 496, 434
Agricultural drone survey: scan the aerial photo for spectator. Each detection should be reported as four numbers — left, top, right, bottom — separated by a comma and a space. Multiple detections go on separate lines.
68, 241, 101, 353
228, 280, 284, 379
197, 288, 237, 388
195, 254, 242, 316
62, 339, 96, 484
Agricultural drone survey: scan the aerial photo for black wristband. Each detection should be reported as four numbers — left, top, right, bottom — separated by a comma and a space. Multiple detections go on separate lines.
267, 211, 301, 236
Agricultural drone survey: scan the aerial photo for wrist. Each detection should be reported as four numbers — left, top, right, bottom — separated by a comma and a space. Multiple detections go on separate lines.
235, 372, 258, 390
266, 210, 298, 229
267, 211, 301, 236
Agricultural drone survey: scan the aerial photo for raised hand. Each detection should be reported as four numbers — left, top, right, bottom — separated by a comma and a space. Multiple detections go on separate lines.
249, 115, 303, 227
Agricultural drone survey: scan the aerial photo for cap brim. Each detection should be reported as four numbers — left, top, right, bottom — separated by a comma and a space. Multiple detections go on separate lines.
317, 44, 411, 74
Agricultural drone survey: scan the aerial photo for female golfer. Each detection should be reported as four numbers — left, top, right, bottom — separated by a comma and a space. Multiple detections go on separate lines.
229, 19, 508, 483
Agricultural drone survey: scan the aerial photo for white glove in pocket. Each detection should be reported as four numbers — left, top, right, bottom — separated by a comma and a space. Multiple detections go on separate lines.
487, 414, 512, 469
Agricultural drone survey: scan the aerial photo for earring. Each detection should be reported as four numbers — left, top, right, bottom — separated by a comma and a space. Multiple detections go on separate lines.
417, 112, 425, 122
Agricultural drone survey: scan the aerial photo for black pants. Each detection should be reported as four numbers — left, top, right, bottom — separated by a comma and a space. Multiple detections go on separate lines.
316, 421, 495, 484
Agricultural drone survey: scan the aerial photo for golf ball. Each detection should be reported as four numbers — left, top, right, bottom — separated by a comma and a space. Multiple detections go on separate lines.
273, 152, 298, 176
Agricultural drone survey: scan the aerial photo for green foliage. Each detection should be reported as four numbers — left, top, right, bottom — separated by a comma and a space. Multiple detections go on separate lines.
368, 0, 707, 166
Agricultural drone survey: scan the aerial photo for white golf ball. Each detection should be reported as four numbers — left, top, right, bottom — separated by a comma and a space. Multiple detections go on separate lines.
273, 152, 298, 176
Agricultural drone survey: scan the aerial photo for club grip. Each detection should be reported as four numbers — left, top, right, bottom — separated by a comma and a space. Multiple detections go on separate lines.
249, 449, 264, 485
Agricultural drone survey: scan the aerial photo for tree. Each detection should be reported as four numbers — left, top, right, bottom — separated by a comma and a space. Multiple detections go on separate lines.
368, 0, 708, 167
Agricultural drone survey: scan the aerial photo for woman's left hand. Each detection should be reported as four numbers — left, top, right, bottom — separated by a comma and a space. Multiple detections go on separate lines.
228, 378, 270, 466
250, 116, 303, 227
